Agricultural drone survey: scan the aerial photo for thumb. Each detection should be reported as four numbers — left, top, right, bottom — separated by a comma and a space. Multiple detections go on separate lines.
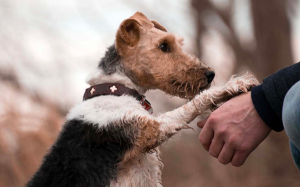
197, 118, 208, 128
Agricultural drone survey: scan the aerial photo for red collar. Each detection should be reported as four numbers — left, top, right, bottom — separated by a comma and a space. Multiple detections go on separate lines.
83, 83, 153, 114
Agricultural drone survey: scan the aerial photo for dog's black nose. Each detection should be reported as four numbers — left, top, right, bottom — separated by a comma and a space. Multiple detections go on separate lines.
205, 71, 215, 84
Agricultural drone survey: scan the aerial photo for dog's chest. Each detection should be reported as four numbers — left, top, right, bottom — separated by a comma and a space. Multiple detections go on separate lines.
110, 151, 163, 187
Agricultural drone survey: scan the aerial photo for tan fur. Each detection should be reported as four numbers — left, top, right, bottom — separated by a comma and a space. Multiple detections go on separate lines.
151, 20, 167, 32
121, 117, 164, 164
135, 117, 161, 153
116, 12, 211, 99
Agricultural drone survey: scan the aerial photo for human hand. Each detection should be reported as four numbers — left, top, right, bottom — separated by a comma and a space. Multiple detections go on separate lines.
197, 92, 272, 166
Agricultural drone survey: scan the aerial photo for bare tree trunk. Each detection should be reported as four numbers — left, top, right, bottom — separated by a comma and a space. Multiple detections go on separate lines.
251, 0, 294, 80
191, 0, 294, 81
191, 0, 210, 58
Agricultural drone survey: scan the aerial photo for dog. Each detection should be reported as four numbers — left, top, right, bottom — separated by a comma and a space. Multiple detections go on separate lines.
26, 12, 258, 187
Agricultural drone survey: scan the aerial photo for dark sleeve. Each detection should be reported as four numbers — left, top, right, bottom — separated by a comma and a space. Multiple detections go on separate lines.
251, 62, 300, 132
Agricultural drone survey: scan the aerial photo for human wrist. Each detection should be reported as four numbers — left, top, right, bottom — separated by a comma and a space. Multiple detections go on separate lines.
251, 85, 283, 132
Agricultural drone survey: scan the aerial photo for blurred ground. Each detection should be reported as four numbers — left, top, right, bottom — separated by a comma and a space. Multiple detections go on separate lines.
0, 0, 300, 186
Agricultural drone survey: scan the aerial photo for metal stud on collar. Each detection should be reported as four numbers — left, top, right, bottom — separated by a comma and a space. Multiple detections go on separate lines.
110, 85, 117, 93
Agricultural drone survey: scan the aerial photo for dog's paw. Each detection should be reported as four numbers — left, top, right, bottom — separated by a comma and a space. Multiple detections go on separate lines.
191, 74, 259, 112
225, 74, 259, 95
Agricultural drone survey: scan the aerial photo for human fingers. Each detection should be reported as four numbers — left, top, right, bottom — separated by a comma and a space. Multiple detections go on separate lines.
218, 143, 235, 165
197, 118, 208, 128
208, 137, 224, 158
199, 122, 214, 151
231, 150, 251, 167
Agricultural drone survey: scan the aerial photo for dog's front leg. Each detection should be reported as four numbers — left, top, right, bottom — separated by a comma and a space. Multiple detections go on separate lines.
124, 75, 259, 159
157, 75, 259, 131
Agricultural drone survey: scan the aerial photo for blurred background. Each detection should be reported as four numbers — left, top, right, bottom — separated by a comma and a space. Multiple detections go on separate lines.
0, 0, 300, 186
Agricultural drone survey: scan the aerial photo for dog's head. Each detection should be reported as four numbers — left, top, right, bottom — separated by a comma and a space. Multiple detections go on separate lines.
114, 12, 215, 99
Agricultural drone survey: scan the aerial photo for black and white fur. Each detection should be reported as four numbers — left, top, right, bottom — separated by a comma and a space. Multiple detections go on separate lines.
26, 46, 160, 187
26, 44, 258, 187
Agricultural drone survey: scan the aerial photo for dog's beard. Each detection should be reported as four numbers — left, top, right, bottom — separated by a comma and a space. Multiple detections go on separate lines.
166, 79, 209, 99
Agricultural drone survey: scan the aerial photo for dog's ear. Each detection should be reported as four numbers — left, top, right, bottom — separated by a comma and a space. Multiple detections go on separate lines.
151, 20, 167, 32
116, 19, 141, 55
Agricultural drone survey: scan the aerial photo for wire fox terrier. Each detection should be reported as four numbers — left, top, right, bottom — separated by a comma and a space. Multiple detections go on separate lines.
26, 12, 258, 187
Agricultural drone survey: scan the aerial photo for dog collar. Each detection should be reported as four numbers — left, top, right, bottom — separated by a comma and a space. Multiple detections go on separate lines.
83, 83, 153, 114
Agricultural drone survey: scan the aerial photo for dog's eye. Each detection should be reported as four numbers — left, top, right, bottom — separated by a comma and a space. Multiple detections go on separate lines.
159, 43, 171, 52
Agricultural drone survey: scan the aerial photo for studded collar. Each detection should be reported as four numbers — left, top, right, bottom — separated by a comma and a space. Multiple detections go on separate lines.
83, 83, 153, 114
